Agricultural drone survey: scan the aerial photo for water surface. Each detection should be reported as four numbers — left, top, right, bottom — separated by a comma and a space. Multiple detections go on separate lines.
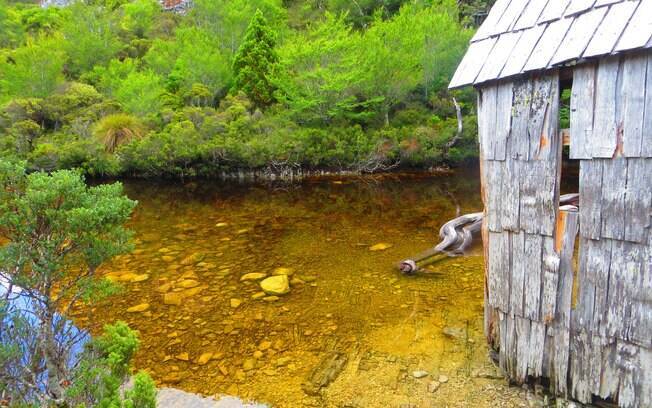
76, 170, 537, 407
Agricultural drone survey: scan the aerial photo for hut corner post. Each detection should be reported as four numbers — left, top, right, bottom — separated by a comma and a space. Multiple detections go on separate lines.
478, 55, 652, 408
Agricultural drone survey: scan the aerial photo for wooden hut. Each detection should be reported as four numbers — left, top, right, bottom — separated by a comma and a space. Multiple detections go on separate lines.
449, 1, 651, 406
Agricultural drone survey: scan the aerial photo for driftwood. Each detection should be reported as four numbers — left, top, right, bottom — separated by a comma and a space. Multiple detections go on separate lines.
398, 193, 579, 274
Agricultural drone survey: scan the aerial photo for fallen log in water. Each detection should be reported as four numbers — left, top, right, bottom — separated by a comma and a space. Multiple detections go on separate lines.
399, 193, 579, 274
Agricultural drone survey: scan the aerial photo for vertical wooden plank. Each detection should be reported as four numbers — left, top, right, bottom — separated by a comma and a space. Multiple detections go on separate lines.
493, 81, 514, 161
592, 56, 621, 158
510, 231, 526, 316
541, 236, 560, 323
502, 159, 521, 231
552, 326, 571, 396
479, 85, 498, 159
601, 158, 627, 240
528, 75, 555, 160
579, 159, 603, 239
629, 237, 652, 347
569, 329, 592, 403
642, 53, 652, 158
511, 79, 534, 160
604, 241, 642, 340
624, 158, 652, 243
519, 161, 539, 234
570, 64, 596, 159
621, 54, 648, 157
515, 316, 531, 382
485, 160, 505, 232
555, 210, 579, 329
528, 320, 546, 377
598, 340, 620, 400
590, 238, 613, 332
488, 231, 510, 311
503, 314, 517, 377
616, 341, 640, 408
573, 237, 596, 329
524, 233, 544, 321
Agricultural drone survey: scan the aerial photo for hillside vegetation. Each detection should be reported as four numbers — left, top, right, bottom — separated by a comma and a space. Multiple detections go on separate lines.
0, 0, 492, 177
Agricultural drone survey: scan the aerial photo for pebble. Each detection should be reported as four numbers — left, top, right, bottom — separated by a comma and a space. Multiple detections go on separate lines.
164, 293, 183, 305
258, 341, 272, 351
126, 303, 150, 313
196, 352, 213, 365
242, 358, 256, 371
412, 370, 429, 379
260, 275, 290, 296
369, 242, 393, 251
428, 381, 440, 393
175, 352, 190, 361
438, 375, 449, 383
251, 292, 266, 300
240, 273, 267, 282
230, 298, 242, 308
272, 267, 294, 276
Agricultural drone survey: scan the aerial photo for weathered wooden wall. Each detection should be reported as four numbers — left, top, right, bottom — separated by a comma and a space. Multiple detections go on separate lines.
478, 51, 652, 407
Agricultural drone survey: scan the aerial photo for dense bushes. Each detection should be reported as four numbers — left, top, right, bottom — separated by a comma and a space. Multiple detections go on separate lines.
0, 0, 488, 177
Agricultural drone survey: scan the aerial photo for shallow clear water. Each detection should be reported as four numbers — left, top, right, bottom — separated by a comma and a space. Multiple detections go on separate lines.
75, 170, 537, 407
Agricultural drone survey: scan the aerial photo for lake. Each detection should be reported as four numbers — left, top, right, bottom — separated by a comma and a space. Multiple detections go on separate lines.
75, 169, 548, 407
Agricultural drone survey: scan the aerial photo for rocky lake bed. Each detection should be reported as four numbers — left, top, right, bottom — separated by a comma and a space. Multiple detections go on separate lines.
74, 173, 552, 407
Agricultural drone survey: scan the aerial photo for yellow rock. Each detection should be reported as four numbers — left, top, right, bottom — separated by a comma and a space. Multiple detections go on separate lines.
230, 298, 242, 308
118, 273, 139, 282
272, 267, 294, 276
126, 303, 150, 313
251, 292, 266, 300
240, 272, 267, 282
260, 275, 290, 296
178, 279, 200, 288
180, 252, 203, 266
182, 287, 203, 297
161, 255, 175, 262
369, 242, 393, 251
226, 384, 238, 396
196, 352, 213, 365
164, 293, 183, 305
175, 352, 189, 361
158, 247, 171, 253
180, 271, 198, 279
157, 283, 172, 293
215, 222, 228, 227
130, 274, 149, 282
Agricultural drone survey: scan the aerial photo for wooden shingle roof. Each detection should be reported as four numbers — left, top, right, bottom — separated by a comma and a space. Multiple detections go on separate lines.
449, 0, 652, 89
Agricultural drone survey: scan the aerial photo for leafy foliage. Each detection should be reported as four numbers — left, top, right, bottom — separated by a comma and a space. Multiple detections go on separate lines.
0, 0, 484, 176
0, 161, 149, 406
95, 113, 148, 152
233, 10, 280, 109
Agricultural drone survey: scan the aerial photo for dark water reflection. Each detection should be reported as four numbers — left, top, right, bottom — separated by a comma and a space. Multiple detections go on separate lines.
76, 169, 533, 407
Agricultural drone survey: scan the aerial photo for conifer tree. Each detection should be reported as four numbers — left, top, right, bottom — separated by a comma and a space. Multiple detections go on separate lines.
232, 9, 279, 109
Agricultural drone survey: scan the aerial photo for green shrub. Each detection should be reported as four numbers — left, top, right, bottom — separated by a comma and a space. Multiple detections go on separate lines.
94, 113, 148, 153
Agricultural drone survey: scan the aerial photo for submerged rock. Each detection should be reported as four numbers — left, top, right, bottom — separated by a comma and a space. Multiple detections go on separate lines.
302, 351, 348, 396
127, 303, 150, 313
260, 275, 290, 296
240, 273, 267, 282
196, 352, 213, 365
272, 267, 294, 277
369, 242, 393, 251
412, 370, 429, 379
164, 293, 183, 305
178, 279, 200, 289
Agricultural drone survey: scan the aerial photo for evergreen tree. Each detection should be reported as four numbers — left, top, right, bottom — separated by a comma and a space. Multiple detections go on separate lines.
232, 9, 279, 109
